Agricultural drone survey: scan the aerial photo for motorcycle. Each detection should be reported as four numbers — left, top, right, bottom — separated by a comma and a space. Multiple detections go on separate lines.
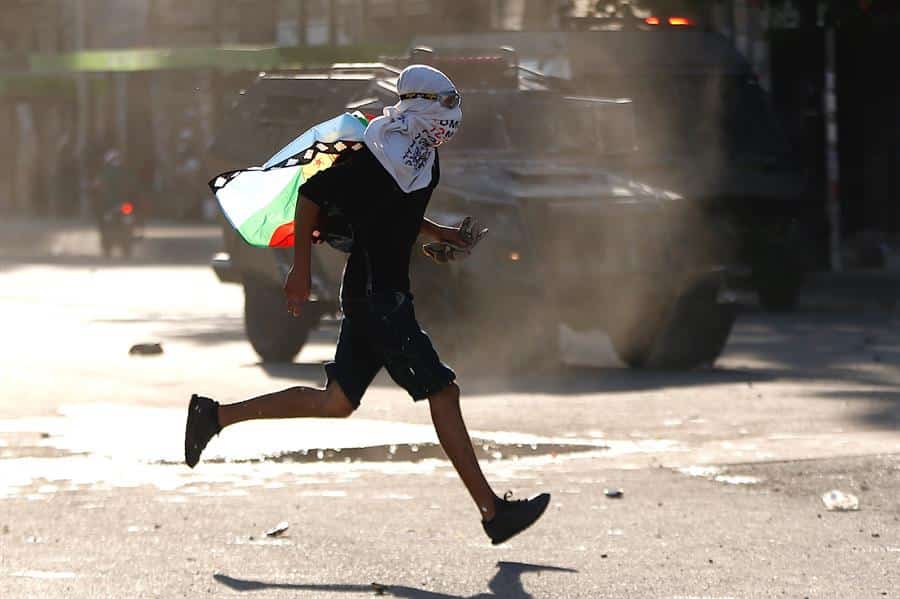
99, 201, 139, 257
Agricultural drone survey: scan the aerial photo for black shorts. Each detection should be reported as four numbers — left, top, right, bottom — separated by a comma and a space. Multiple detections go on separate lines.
325, 292, 456, 409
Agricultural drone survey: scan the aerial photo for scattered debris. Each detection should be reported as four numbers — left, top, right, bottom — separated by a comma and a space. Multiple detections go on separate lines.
265, 521, 289, 537
129, 342, 163, 356
371, 582, 388, 595
604, 488, 624, 499
822, 490, 860, 512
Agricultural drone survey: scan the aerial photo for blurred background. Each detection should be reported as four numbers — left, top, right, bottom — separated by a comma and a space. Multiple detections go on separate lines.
1, 0, 898, 251
1, 0, 899, 351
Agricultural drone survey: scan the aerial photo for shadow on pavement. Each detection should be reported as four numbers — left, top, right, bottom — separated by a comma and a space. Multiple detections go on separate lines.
813, 389, 900, 429
213, 561, 577, 598
724, 312, 900, 388
460, 365, 773, 396
92, 316, 340, 348
249, 311, 900, 431
258, 361, 330, 381
179, 312, 899, 396
93, 315, 250, 345
259, 360, 774, 396
86, 292, 899, 398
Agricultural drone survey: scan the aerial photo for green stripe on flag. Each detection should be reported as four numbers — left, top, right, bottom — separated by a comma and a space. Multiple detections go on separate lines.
237, 168, 304, 247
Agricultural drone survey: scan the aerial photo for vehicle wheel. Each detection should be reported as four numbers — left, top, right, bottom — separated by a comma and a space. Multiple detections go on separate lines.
609, 324, 656, 369
648, 276, 737, 369
609, 276, 736, 370
243, 278, 318, 362
607, 288, 671, 369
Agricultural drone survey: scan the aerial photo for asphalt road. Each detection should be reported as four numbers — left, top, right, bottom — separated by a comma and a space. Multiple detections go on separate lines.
1, 258, 899, 598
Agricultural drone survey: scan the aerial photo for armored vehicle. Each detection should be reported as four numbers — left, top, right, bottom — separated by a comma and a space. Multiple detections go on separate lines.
209, 48, 740, 370
416, 28, 816, 311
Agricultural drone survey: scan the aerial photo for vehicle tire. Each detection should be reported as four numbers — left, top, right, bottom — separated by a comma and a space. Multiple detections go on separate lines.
606, 286, 671, 369
609, 322, 657, 370
609, 275, 736, 370
243, 278, 318, 362
648, 276, 737, 369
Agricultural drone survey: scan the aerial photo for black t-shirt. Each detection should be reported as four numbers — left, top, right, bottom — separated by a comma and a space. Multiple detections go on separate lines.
300, 145, 440, 301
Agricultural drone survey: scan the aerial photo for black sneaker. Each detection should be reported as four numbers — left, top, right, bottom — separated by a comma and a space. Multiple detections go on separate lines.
482, 491, 551, 545
184, 394, 221, 468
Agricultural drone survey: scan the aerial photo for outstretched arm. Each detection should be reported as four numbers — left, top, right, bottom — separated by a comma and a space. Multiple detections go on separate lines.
284, 194, 320, 317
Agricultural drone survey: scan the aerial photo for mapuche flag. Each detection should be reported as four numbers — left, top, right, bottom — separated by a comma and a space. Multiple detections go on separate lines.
209, 111, 371, 248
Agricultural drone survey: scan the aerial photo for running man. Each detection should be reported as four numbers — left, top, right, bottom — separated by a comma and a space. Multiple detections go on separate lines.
185, 65, 550, 545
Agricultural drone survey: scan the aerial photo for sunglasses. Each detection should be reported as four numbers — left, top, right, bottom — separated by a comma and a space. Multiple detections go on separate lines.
399, 90, 461, 109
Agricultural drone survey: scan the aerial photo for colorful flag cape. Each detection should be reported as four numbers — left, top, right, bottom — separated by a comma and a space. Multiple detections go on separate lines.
209, 111, 371, 248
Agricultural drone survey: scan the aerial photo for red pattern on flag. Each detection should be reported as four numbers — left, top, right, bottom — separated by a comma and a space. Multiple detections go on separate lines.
268, 222, 295, 248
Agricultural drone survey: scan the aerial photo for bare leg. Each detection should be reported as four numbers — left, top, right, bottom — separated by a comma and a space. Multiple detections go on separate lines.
428, 383, 498, 521
217, 382, 354, 429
